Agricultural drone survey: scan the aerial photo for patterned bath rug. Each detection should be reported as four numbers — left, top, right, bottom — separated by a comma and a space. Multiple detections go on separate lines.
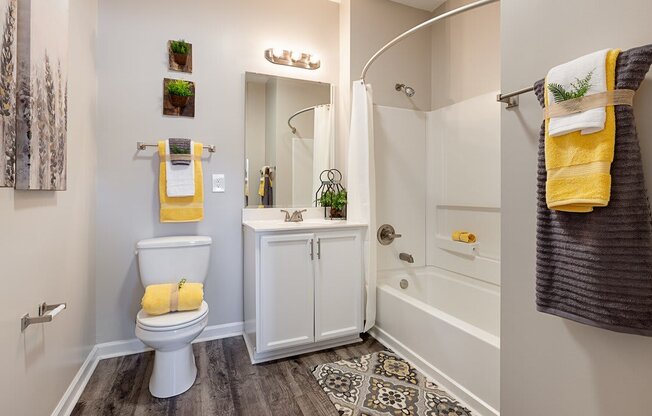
311, 351, 472, 416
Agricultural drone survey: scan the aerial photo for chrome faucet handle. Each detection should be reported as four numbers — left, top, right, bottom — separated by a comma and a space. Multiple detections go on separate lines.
280, 209, 291, 222
289, 209, 306, 222
377, 224, 402, 245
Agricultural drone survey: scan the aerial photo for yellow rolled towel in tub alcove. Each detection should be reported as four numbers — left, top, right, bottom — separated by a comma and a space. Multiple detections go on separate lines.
452, 230, 477, 243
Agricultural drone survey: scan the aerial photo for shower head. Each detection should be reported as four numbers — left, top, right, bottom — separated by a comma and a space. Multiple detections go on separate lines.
404, 86, 415, 97
395, 83, 415, 97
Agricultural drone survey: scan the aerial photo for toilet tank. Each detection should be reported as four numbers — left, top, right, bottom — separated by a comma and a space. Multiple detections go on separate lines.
136, 236, 212, 287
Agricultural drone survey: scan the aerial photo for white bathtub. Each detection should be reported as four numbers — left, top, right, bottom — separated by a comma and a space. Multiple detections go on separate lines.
371, 266, 500, 416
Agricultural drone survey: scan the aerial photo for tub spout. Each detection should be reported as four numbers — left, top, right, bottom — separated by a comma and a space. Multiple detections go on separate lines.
399, 253, 414, 263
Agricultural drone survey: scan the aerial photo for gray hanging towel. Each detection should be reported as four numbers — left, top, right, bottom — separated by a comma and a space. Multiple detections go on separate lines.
535, 44, 652, 336
262, 167, 273, 207
168, 138, 191, 166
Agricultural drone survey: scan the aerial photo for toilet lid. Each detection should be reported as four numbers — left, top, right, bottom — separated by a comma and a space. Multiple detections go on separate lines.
137, 301, 208, 331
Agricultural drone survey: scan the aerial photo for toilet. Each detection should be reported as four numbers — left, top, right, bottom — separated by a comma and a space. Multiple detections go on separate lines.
134, 235, 212, 398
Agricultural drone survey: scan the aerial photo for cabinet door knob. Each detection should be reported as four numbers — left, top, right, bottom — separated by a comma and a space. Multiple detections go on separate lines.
317, 238, 321, 259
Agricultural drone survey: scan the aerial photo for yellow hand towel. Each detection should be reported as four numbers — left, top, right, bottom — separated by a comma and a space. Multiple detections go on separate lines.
159, 141, 204, 222
141, 282, 204, 316
452, 231, 477, 243
258, 177, 265, 197
544, 49, 619, 212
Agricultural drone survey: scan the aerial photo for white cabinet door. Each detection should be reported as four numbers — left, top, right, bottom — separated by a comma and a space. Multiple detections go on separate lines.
258, 233, 315, 352
314, 230, 363, 342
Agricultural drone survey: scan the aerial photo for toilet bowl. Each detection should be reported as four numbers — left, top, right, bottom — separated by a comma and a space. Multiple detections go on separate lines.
136, 302, 209, 398
134, 236, 212, 398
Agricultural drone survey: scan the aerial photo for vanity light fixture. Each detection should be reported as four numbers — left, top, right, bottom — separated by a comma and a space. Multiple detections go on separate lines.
264, 48, 321, 70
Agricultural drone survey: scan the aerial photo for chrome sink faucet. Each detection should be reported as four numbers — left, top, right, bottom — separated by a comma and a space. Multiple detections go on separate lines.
280, 209, 307, 222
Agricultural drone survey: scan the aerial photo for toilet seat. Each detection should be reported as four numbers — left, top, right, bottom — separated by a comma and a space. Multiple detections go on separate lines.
137, 301, 209, 332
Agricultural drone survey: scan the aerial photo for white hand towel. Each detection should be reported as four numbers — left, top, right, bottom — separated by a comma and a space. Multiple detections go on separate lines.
166, 139, 195, 197
547, 49, 609, 137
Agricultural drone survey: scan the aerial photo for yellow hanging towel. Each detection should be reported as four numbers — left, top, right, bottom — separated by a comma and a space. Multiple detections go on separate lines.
141, 280, 204, 316
544, 49, 619, 212
159, 141, 204, 222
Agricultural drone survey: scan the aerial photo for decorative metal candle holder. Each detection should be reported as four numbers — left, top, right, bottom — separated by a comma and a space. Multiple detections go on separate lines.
315, 169, 347, 220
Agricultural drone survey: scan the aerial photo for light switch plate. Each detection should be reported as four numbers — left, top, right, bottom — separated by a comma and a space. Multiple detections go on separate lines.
212, 174, 225, 193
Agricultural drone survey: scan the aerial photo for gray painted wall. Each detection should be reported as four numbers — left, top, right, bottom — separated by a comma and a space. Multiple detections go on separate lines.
430, 0, 500, 110
0, 0, 98, 413
95, 0, 339, 343
350, 0, 432, 111
501, 1, 652, 414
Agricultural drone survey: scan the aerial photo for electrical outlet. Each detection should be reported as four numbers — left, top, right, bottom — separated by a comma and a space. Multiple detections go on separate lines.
212, 174, 225, 193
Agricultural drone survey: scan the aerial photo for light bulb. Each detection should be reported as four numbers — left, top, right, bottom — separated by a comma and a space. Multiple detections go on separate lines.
309, 54, 320, 64
272, 48, 284, 58
291, 51, 303, 61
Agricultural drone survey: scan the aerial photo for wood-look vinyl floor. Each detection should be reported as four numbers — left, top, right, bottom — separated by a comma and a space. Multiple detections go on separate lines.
72, 334, 385, 416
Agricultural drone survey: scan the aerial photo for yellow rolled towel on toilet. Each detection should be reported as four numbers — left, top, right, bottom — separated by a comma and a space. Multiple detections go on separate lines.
141, 280, 204, 316
452, 231, 476, 243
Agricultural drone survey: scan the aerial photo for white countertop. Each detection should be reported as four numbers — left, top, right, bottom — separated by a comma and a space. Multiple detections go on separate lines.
243, 218, 367, 232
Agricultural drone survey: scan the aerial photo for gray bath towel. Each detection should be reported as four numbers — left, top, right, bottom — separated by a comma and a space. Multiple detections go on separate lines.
535, 45, 652, 336
168, 138, 191, 166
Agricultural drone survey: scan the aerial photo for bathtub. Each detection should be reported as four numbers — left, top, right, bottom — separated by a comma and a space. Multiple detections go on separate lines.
371, 266, 500, 416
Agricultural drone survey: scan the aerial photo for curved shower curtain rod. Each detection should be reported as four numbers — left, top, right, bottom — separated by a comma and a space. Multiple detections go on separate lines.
360, 0, 499, 83
287, 103, 330, 134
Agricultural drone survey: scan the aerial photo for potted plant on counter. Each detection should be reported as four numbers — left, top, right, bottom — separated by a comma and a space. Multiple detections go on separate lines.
170, 39, 190, 66
167, 79, 194, 107
319, 190, 347, 220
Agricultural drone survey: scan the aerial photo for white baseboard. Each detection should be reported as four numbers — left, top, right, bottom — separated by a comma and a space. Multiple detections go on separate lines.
369, 326, 499, 416
96, 337, 151, 360
52, 321, 244, 416
195, 321, 243, 344
50, 345, 99, 416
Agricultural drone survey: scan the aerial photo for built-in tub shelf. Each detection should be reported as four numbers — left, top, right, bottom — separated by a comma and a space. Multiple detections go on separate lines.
435, 236, 479, 257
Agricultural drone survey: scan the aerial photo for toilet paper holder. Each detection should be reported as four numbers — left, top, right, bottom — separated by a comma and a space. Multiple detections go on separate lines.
21, 302, 67, 332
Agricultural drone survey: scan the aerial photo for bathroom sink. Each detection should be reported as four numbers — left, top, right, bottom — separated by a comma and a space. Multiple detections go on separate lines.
242, 218, 364, 232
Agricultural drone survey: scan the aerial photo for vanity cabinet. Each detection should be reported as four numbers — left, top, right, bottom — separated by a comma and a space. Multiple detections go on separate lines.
259, 233, 315, 351
243, 222, 365, 363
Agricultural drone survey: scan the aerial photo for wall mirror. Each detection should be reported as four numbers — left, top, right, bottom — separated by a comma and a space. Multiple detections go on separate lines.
244, 72, 333, 208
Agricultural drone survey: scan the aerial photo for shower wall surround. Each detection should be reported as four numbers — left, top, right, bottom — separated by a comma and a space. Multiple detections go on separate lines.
374, 106, 426, 271
373, 92, 500, 285
426, 91, 500, 285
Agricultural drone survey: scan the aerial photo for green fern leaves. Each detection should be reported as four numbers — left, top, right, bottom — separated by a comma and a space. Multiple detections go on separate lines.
170, 39, 190, 55
548, 69, 594, 102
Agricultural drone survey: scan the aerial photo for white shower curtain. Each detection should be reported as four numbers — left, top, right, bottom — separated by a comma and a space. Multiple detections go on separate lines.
313, 104, 334, 198
347, 80, 376, 332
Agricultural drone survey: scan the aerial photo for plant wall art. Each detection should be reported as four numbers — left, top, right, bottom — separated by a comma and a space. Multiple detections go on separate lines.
0, 0, 16, 188
168, 39, 192, 73
163, 78, 195, 118
15, 0, 69, 190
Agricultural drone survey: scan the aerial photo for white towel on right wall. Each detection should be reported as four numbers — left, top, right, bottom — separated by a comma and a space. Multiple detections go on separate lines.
546, 48, 609, 137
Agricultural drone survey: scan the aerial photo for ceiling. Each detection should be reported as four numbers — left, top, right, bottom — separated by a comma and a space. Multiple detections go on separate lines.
388, 0, 447, 12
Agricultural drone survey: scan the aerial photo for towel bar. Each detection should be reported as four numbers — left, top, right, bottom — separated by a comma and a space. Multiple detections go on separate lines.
136, 141, 216, 153
497, 86, 535, 108
21, 302, 67, 332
